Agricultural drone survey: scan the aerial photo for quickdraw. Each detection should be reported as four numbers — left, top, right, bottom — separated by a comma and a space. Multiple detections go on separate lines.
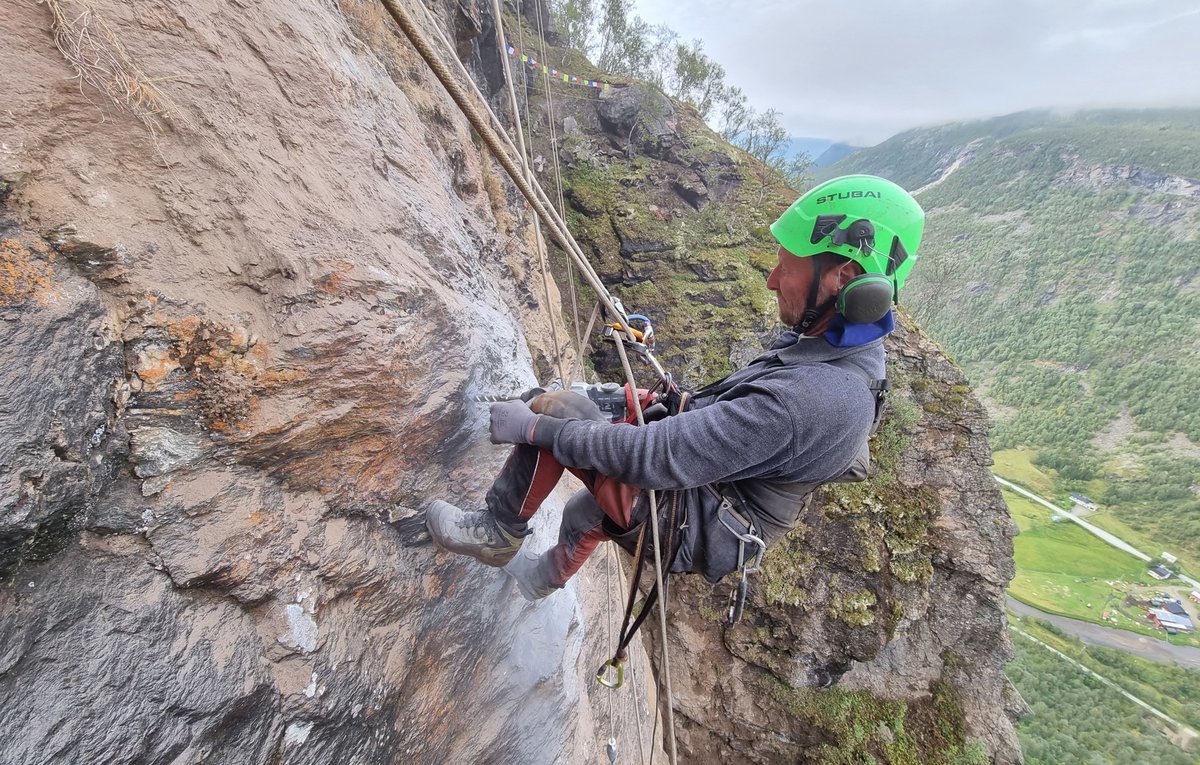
717, 499, 767, 626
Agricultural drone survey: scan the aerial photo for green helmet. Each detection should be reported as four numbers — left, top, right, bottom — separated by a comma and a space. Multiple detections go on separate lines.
770, 175, 924, 325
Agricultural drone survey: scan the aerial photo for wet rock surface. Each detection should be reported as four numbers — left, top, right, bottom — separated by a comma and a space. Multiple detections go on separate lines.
0, 221, 125, 573
1, 1, 655, 763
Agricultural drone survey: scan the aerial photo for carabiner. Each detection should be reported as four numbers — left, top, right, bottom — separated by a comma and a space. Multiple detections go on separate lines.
596, 658, 625, 689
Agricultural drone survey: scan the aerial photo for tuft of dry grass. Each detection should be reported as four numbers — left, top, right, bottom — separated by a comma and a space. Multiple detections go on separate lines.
42, 0, 189, 134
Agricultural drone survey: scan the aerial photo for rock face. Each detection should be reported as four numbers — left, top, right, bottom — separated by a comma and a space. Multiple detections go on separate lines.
1, 2, 656, 763
1, 2, 1018, 764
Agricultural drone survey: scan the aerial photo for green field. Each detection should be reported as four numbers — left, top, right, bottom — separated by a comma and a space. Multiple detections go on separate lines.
1004, 486, 1200, 647
993, 449, 1058, 498
994, 448, 1194, 577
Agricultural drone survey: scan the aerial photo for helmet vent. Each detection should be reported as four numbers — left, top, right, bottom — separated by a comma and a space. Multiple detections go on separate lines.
810, 214, 846, 244
886, 237, 909, 276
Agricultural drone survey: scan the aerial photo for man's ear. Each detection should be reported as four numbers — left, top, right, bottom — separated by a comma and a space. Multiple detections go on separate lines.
824, 259, 863, 293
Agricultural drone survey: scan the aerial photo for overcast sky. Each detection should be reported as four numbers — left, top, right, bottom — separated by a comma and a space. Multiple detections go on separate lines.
633, 0, 1200, 145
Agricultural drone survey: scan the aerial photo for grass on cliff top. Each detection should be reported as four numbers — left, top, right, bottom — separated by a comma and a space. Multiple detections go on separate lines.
1005, 487, 1200, 647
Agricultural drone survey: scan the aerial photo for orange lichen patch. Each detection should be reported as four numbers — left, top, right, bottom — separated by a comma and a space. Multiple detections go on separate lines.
258, 367, 306, 387
1, 238, 59, 306
314, 260, 356, 297
135, 345, 181, 386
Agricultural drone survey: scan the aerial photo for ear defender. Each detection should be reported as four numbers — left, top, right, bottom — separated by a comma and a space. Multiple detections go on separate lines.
836, 274, 893, 324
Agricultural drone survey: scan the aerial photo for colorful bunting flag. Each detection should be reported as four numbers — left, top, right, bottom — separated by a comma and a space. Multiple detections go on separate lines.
505, 42, 613, 91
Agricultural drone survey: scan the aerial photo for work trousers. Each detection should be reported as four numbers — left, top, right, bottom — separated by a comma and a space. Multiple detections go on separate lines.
486, 444, 647, 586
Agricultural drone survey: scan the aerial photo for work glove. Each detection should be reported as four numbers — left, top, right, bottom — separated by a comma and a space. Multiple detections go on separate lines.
489, 399, 542, 445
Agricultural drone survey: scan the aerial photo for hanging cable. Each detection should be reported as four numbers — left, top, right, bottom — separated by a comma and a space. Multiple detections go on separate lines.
492, 0, 569, 388
379, 2, 678, 761
529, 0, 585, 362
521, 8, 650, 761
379, 0, 669, 387
610, 333, 678, 765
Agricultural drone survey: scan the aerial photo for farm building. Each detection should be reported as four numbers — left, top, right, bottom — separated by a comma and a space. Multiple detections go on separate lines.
1069, 493, 1099, 511
1148, 608, 1195, 633
1148, 565, 1174, 580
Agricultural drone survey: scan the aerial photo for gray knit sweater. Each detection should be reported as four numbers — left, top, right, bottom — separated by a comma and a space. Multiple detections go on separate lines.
532, 333, 885, 494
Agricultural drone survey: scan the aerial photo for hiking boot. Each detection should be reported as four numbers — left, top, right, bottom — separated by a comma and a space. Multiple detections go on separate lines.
505, 550, 563, 601
426, 500, 523, 567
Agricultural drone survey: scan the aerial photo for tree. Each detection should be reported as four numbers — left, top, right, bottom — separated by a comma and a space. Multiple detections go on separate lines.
717, 85, 750, 142
643, 23, 677, 91
552, 0, 595, 54
596, 0, 651, 75
736, 108, 789, 198
668, 39, 726, 120
726, 107, 812, 195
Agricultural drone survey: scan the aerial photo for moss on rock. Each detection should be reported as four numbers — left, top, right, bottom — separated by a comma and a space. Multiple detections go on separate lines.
766, 678, 989, 765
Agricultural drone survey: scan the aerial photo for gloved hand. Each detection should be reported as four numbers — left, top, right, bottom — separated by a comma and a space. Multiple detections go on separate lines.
489, 399, 541, 445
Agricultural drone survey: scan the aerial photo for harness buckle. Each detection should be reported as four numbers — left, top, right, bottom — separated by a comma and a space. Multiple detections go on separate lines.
596, 657, 625, 689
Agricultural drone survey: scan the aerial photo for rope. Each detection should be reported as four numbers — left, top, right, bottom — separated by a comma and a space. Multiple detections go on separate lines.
529, 0, 584, 361
492, 0, 569, 387
379, 2, 678, 760
612, 333, 678, 765
379, 0, 668, 385
520, 8, 657, 762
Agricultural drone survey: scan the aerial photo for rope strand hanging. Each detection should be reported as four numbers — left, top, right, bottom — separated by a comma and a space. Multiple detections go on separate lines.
490, 0, 569, 387
378, 1, 679, 762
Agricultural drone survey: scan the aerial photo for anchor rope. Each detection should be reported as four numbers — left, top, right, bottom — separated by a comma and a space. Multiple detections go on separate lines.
379, 2, 678, 761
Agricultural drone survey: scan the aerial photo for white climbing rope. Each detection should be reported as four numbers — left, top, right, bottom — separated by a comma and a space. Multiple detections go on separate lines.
490, 0, 570, 388
378, 2, 678, 761
379, 0, 668, 383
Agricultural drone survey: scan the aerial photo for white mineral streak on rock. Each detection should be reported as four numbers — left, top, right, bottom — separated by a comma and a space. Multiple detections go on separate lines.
280, 604, 318, 654
284, 722, 312, 747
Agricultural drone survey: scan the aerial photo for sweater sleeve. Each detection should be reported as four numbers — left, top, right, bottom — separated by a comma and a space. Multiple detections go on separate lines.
535, 382, 796, 491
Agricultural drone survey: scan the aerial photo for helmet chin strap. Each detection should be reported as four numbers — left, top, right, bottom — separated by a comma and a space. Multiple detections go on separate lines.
795, 257, 836, 334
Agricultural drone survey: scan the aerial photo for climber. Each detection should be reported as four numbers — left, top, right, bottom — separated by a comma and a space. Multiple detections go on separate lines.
426, 175, 924, 601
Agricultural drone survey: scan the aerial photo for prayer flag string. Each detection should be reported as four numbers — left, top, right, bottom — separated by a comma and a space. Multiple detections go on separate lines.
505, 43, 611, 90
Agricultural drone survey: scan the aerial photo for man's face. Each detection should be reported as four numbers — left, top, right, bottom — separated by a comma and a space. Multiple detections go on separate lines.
766, 247, 817, 327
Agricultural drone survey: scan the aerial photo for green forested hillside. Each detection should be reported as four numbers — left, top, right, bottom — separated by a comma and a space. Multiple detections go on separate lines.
827, 109, 1200, 558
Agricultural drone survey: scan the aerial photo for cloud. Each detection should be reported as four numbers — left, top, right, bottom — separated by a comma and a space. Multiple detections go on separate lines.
632, 0, 1200, 143
1040, 7, 1200, 52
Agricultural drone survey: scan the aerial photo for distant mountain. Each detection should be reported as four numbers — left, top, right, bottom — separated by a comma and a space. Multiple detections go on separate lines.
812, 142, 859, 168
826, 108, 1200, 557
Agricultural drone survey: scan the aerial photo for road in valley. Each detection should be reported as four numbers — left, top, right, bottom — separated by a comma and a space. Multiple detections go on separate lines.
1007, 596, 1200, 670
993, 475, 1200, 592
